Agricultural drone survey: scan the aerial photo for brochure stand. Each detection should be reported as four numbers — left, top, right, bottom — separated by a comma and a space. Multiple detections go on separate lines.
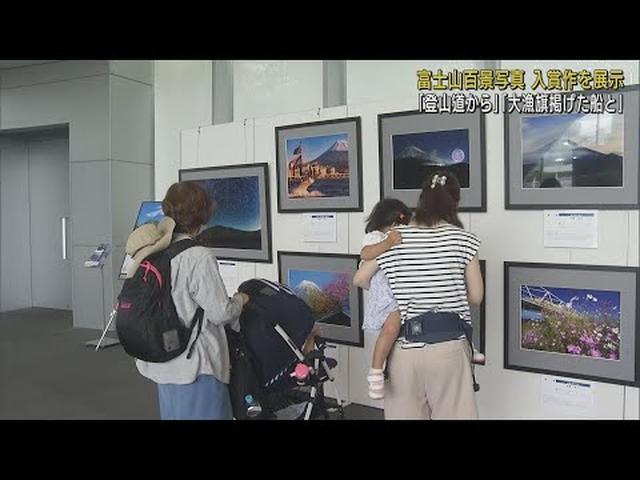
84, 244, 120, 350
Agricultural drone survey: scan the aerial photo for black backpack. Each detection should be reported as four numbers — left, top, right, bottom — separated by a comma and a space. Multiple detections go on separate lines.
115, 239, 204, 363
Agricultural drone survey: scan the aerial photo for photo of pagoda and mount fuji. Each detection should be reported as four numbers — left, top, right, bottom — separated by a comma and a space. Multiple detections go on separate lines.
391, 128, 470, 189
286, 132, 351, 198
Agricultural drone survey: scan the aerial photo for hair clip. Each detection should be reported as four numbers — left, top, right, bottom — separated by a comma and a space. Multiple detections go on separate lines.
430, 174, 447, 189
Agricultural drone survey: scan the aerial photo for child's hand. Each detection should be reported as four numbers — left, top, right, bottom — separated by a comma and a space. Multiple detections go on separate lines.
385, 230, 402, 248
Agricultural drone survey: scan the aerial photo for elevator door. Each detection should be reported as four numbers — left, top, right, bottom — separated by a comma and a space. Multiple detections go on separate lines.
28, 136, 71, 310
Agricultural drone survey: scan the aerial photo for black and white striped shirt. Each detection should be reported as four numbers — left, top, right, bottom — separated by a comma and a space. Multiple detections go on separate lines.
376, 224, 480, 324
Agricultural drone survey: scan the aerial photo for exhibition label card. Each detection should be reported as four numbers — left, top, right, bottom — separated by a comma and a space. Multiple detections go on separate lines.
541, 376, 595, 418
544, 210, 598, 249
302, 213, 337, 243
218, 260, 240, 294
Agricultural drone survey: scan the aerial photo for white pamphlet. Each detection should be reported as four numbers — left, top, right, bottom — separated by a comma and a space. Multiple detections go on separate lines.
218, 260, 240, 294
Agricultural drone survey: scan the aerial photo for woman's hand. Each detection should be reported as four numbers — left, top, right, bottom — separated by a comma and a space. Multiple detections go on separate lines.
237, 292, 250, 306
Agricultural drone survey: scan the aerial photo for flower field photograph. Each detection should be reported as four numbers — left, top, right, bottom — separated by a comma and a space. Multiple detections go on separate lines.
520, 285, 621, 361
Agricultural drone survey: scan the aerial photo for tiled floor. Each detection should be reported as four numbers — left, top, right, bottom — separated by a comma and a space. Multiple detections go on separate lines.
0, 308, 383, 420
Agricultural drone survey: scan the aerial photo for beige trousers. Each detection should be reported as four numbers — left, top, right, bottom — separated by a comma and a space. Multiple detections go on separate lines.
384, 339, 479, 420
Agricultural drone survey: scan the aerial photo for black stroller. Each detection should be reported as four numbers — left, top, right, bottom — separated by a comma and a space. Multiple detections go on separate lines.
228, 278, 345, 420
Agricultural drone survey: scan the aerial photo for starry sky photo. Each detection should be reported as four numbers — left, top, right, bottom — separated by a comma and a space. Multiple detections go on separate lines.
135, 201, 165, 228
197, 176, 261, 232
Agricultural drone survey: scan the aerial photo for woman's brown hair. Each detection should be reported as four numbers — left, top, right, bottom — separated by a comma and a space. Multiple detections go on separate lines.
414, 170, 463, 228
162, 181, 214, 234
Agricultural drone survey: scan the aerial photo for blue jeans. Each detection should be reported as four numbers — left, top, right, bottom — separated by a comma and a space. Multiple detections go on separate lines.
158, 375, 233, 420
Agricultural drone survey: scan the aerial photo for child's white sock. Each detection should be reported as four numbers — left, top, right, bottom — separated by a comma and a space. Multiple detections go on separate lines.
367, 368, 385, 400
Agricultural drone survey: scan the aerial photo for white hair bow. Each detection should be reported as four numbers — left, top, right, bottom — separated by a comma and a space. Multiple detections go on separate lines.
430, 174, 448, 189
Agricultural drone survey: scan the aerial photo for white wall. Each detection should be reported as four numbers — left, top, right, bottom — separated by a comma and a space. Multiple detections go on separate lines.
346, 60, 486, 104
233, 61, 323, 121
160, 60, 640, 418
154, 61, 212, 199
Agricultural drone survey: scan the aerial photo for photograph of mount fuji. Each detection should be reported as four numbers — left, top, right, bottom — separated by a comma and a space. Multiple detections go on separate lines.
286, 132, 350, 198
276, 117, 362, 213
134, 201, 165, 228
278, 252, 363, 346
392, 128, 470, 189
521, 113, 624, 188
288, 269, 352, 327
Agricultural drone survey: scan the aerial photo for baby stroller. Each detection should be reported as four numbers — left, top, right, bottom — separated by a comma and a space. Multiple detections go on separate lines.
228, 278, 345, 420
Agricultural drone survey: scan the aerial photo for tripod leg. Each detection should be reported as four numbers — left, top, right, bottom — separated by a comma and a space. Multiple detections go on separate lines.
95, 307, 117, 350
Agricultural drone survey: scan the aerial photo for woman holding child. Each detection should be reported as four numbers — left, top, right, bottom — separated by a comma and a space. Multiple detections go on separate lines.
354, 172, 484, 420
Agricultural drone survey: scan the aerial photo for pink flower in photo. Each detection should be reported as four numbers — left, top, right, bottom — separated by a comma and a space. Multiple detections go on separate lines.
567, 345, 581, 355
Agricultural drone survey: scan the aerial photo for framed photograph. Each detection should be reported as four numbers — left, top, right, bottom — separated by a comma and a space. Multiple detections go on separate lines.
470, 260, 486, 355
504, 262, 640, 386
133, 201, 165, 228
505, 85, 639, 209
275, 117, 363, 212
179, 163, 272, 263
118, 201, 165, 279
378, 109, 486, 211
278, 251, 363, 347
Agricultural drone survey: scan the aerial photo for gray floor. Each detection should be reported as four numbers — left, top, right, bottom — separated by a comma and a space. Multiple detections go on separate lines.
0, 308, 383, 420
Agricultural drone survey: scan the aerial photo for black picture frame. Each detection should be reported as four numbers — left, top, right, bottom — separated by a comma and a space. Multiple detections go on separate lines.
278, 251, 364, 347
470, 259, 487, 356
378, 109, 486, 212
504, 261, 640, 387
504, 85, 640, 210
179, 163, 273, 263
275, 117, 363, 213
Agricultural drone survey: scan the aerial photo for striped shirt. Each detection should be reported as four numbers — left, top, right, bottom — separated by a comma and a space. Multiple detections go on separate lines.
376, 224, 480, 324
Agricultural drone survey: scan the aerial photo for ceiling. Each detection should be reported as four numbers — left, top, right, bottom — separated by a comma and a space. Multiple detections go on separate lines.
0, 60, 56, 69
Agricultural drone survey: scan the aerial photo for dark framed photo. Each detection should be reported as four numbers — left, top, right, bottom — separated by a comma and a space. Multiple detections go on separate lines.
179, 163, 272, 263
278, 251, 363, 347
119, 201, 165, 279
378, 109, 486, 211
505, 85, 639, 209
470, 260, 486, 355
504, 261, 640, 387
275, 117, 363, 212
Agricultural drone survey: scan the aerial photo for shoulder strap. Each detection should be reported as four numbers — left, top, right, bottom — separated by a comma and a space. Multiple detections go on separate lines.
164, 238, 200, 260
186, 308, 205, 359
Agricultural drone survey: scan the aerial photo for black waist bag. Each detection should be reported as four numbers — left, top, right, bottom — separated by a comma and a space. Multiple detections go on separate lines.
403, 311, 471, 345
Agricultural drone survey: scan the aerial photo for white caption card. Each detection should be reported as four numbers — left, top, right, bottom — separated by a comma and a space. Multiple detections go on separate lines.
302, 213, 337, 243
544, 210, 598, 249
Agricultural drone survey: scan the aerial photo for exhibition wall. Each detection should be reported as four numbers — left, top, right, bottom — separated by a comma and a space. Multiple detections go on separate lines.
0, 61, 153, 329
155, 60, 640, 419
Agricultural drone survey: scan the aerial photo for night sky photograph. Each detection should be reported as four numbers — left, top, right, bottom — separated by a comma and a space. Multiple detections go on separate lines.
196, 176, 262, 250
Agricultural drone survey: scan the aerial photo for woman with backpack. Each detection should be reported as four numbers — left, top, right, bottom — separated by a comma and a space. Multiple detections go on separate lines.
128, 181, 249, 420
375, 171, 484, 420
